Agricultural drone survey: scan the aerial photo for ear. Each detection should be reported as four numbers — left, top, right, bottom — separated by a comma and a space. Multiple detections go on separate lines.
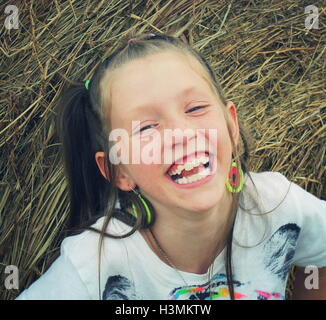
95, 151, 110, 180
226, 101, 240, 149
95, 151, 136, 191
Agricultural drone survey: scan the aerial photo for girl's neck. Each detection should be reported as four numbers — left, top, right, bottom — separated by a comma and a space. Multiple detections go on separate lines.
140, 190, 235, 274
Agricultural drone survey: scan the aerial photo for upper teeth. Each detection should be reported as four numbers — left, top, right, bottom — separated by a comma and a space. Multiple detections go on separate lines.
168, 156, 209, 176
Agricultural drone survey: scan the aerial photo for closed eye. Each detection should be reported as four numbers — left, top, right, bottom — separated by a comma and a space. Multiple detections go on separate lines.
139, 124, 157, 132
186, 105, 208, 113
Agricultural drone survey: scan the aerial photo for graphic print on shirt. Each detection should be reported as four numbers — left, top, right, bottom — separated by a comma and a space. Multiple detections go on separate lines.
263, 223, 300, 281
169, 273, 246, 300
102, 224, 300, 300
169, 223, 300, 300
102, 275, 140, 300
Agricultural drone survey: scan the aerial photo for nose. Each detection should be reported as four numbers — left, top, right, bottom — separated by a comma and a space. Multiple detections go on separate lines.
162, 116, 200, 163
164, 115, 197, 146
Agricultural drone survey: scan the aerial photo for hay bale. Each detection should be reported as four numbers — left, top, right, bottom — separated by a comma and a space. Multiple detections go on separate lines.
0, 0, 324, 300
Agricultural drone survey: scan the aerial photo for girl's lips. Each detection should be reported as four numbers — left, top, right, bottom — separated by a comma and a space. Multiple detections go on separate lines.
165, 153, 216, 189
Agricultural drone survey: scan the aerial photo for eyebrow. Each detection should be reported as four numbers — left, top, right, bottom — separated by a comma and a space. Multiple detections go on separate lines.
129, 86, 207, 114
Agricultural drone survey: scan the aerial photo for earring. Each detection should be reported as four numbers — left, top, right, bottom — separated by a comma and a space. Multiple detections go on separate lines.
130, 188, 153, 226
225, 160, 244, 193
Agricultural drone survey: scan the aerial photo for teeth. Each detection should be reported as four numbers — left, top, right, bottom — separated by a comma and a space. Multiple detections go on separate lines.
169, 156, 209, 176
185, 163, 192, 170
174, 168, 210, 184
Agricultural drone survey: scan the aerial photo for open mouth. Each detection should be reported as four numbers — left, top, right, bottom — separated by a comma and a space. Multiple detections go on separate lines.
166, 152, 213, 185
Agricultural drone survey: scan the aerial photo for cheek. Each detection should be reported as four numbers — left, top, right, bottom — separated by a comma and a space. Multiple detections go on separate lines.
129, 163, 162, 180
130, 164, 165, 195
202, 114, 231, 150
217, 137, 232, 161
215, 134, 233, 179
204, 117, 232, 172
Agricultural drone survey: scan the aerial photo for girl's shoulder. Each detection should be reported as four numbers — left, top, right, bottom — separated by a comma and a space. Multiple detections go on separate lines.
243, 170, 326, 218
244, 170, 292, 199
59, 216, 134, 267
238, 171, 326, 267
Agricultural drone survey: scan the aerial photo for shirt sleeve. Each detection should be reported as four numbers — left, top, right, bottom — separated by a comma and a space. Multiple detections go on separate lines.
15, 240, 92, 300
290, 181, 326, 268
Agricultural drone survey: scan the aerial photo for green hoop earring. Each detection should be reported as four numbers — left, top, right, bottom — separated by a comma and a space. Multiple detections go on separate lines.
225, 160, 244, 193
131, 192, 152, 226
85, 79, 90, 90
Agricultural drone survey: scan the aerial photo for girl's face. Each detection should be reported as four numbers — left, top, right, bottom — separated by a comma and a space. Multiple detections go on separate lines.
105, 51, 239, 214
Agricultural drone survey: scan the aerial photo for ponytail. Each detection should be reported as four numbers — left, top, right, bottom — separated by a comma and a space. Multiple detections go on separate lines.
56, 85, 110, 233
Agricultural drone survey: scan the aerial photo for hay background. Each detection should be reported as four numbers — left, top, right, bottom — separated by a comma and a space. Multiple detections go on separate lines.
0, 0, 325, 300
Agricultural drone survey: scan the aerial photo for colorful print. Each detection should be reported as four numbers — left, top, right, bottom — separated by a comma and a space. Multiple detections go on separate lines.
255, 290, 284, 300
168, 273, 285, 300
169, 274, 247, 300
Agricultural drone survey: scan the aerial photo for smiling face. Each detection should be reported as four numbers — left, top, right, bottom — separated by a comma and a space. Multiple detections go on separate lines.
99, 50, 240, 215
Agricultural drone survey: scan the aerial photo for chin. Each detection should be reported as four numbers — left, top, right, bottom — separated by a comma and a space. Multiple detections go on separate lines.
195, 186, 226, 210
186, 197, 220, 213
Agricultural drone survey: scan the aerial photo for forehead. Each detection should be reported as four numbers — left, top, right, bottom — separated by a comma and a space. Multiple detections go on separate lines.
108, 51, 215, 114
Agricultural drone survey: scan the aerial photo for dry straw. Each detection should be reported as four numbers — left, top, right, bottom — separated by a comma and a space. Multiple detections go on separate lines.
0, 0, 325, 300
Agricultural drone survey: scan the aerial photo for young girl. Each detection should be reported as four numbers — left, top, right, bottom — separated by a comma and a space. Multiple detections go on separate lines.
16, 33, 326, 300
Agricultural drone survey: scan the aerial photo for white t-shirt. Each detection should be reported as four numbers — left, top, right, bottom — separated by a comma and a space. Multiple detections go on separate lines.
16, 171, 326, 300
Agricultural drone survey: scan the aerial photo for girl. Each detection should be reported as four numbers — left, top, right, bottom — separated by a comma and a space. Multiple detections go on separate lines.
16, 33, 326, 300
